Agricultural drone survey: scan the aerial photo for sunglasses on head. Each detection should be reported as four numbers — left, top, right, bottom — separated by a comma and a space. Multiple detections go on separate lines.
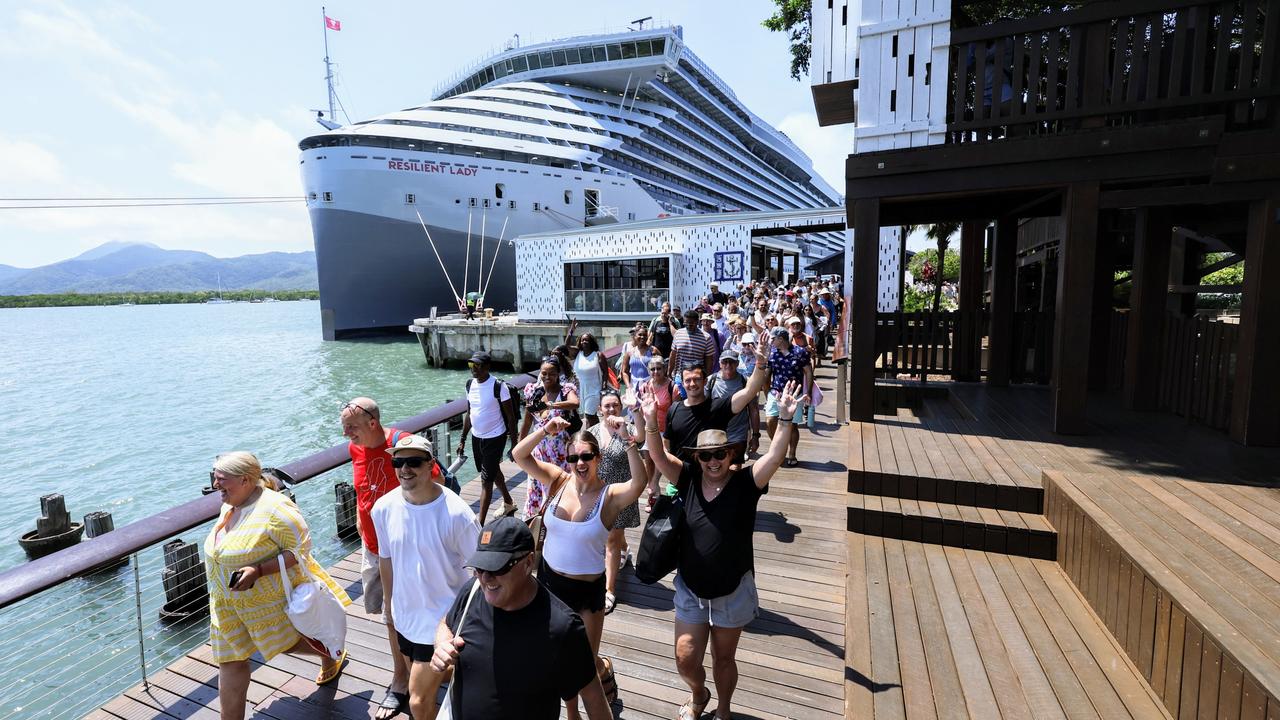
391, 455, 433, 469
696, 449, 729, 462
474, 553, 528, 577
341, 402, 375, 420
566, 451, 598, 464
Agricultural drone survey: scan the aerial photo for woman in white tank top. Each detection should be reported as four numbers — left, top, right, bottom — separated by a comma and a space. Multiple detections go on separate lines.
513, 413, 649, 717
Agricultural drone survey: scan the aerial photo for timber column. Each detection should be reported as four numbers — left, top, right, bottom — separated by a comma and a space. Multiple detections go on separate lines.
1230, 196, 1280, 446
1051, 182, 1100, 434
1124, 208, 1172, 410
850, 198, 880, 422
955, 220, 986, 381
987, 217, 1018, 386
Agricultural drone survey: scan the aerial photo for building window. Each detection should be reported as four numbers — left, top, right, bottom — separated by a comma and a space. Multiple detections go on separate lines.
495, 183, 505, 199
564, 190, 572, 205
405, 193, 416, 205
563, 257, 670, 313
322, 192, 333, 202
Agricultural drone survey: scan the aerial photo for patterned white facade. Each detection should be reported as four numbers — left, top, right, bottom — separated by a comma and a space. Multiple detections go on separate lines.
515, 208, 848, 321
855, 0, 951, 151
811, 1, 857, 88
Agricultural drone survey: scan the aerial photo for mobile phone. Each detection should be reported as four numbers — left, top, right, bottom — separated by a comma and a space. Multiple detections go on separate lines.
228, 569, 245, 589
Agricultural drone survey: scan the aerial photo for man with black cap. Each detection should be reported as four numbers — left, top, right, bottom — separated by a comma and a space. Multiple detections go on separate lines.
432, 516, 610, 719
457, 350, 519, 524
640, 382, 805, 720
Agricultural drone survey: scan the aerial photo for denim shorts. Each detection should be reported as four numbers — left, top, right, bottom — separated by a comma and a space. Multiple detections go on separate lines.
763, 392, 805, 424
673, 571, 758, 628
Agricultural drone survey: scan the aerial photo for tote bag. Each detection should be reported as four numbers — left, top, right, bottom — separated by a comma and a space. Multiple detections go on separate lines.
277, 550, 347, 659
635, 485, 686, 584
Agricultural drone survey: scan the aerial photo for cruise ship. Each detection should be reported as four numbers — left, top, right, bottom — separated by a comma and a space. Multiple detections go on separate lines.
299, 24, 842, 339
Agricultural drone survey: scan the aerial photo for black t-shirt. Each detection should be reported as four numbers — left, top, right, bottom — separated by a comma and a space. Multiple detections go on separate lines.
445, 579, 596, 719
664, 393, 736, 454
677, 462, 766, 598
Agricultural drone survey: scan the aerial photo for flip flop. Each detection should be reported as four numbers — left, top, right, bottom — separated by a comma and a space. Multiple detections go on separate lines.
375, 688, 409, 720
678, 686, 711, 720
604, 591, 618, 615
315, 648, 347, 685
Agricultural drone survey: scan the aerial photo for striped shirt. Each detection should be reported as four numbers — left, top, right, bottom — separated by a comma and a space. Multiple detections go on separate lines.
670, 327, 715, 373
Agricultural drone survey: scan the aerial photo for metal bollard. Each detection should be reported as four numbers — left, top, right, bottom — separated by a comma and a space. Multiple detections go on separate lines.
158, 539, 209, 622
334, 482, 359, 540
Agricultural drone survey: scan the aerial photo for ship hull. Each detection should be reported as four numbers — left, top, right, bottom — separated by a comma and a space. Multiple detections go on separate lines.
311, 207, 518, 339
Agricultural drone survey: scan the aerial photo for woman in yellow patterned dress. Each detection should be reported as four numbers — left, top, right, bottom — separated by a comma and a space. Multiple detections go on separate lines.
205, 451, 352, 720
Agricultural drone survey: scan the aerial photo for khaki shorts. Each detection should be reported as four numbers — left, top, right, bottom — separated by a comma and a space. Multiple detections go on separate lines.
360, 546, 385, 616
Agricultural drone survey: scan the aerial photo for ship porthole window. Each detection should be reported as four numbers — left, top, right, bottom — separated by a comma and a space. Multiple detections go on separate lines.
495, 183, 505, 199
322, 192, 333, 202
405, 194, 416, 205
483, 198, 491, 208
564, 190, 572, 204
469, 198, 478, 207
509, 200, 517, 209
455, 199, 461, 204
308, 192, 318, 201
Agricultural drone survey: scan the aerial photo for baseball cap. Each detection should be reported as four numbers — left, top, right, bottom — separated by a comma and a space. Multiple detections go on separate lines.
466, 516, 535, 572
469, 350, 492, 364
819, 289, 831, 296
741, 332, 757, 344
700, 313, 713, 321
720, 349, 740, 363
769, 327, 789, 339
390, 434, 434, 456
787, 316, 803, 326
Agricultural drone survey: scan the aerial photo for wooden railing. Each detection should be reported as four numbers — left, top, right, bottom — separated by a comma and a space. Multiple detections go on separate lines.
875, 311, 960, 377
1158, 314, 1239, 430
947, 0, 1280, 142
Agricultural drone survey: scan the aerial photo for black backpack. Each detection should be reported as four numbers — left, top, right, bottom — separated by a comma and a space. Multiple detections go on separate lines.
467, 377, 522, 435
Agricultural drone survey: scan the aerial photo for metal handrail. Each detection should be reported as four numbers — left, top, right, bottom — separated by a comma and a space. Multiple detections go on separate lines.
0, 344, 625, 609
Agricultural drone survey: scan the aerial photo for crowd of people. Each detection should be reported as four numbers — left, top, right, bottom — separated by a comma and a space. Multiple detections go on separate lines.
203, 277, 842, 720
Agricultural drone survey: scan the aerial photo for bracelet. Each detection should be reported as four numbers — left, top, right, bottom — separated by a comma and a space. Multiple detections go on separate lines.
645, 428, 661, 435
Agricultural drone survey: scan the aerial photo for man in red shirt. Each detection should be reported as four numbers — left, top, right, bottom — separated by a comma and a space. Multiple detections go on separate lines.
342, 397, 411, 719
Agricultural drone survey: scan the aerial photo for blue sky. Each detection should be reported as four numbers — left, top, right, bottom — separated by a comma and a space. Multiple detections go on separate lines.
0, 1, 849, 268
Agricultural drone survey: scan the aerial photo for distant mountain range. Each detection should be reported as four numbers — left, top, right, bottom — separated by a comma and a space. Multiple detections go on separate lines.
0, 242, 317, 295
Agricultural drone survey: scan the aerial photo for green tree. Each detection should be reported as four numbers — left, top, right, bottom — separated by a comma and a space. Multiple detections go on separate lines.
763, 0, 812, 81
926, 223, 960, 314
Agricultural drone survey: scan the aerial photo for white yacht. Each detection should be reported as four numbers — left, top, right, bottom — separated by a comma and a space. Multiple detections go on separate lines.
299, 24, 842, 339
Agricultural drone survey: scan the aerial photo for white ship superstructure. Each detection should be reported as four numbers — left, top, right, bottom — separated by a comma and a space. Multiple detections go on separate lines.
299, 25, 842, 338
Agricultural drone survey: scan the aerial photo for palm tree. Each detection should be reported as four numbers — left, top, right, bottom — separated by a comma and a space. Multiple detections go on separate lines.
926, 222, 961, 314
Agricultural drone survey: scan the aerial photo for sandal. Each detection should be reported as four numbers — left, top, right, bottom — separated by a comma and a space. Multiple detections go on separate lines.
599, 657, 619, 704
315, 648, 347, 685
374, 688, 409, 720
678, 686, 711, 720
604, 591, 617, 615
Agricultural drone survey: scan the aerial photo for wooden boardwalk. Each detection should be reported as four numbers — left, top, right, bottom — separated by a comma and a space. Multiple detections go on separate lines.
90, 368, 850, 720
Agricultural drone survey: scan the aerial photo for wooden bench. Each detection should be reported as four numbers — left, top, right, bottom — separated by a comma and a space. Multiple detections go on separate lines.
1046, 470, 1280, 720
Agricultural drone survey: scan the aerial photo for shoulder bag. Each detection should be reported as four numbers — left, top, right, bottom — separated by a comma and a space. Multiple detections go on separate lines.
525, 471, 569, 567
277, 549, 347, 659
635, 481, 687, 584
436, 580, 482, 720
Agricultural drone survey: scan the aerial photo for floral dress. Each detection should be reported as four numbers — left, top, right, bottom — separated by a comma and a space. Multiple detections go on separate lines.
522, 380, 578, 517
205, 488, 351, 663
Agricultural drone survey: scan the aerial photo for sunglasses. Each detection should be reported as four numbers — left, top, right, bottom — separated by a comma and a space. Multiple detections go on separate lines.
341, 402, 375, 420
696, 449, 729, 462
566, 451, 598, 464
474, 553, 528, 577
391, 455, 433, 469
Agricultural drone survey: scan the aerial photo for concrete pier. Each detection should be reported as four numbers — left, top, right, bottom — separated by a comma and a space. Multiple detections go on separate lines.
409, 314, 635, 371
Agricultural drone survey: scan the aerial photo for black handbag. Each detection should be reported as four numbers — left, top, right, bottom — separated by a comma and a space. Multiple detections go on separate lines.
635, 485, 686, 584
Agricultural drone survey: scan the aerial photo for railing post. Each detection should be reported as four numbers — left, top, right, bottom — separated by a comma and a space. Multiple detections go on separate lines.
836, 360, 848, 425
132, 553, 148, 690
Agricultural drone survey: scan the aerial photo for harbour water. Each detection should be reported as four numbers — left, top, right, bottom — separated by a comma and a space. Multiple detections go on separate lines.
0, 300, 472, 717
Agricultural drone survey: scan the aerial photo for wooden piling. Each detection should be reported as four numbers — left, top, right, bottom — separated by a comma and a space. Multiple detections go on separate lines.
159, 539, 208, 621
334, 482, 358, 540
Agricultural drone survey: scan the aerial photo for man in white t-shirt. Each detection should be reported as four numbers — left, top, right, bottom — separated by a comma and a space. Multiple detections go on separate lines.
374, 434, 480, 720
457, 350, 519, 525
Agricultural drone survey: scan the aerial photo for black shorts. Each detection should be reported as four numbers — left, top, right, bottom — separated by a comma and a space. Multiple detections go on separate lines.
539, 559, 606, 613
472, 434, 506, 483
396, 631, 435, 664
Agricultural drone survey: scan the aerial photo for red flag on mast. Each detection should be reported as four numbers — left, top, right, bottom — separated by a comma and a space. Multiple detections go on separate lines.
325, 16, 341, 31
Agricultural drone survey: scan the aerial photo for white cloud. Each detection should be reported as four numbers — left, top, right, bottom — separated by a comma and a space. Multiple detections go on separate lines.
0, 3, 311, 266
775, 112, 852, 197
